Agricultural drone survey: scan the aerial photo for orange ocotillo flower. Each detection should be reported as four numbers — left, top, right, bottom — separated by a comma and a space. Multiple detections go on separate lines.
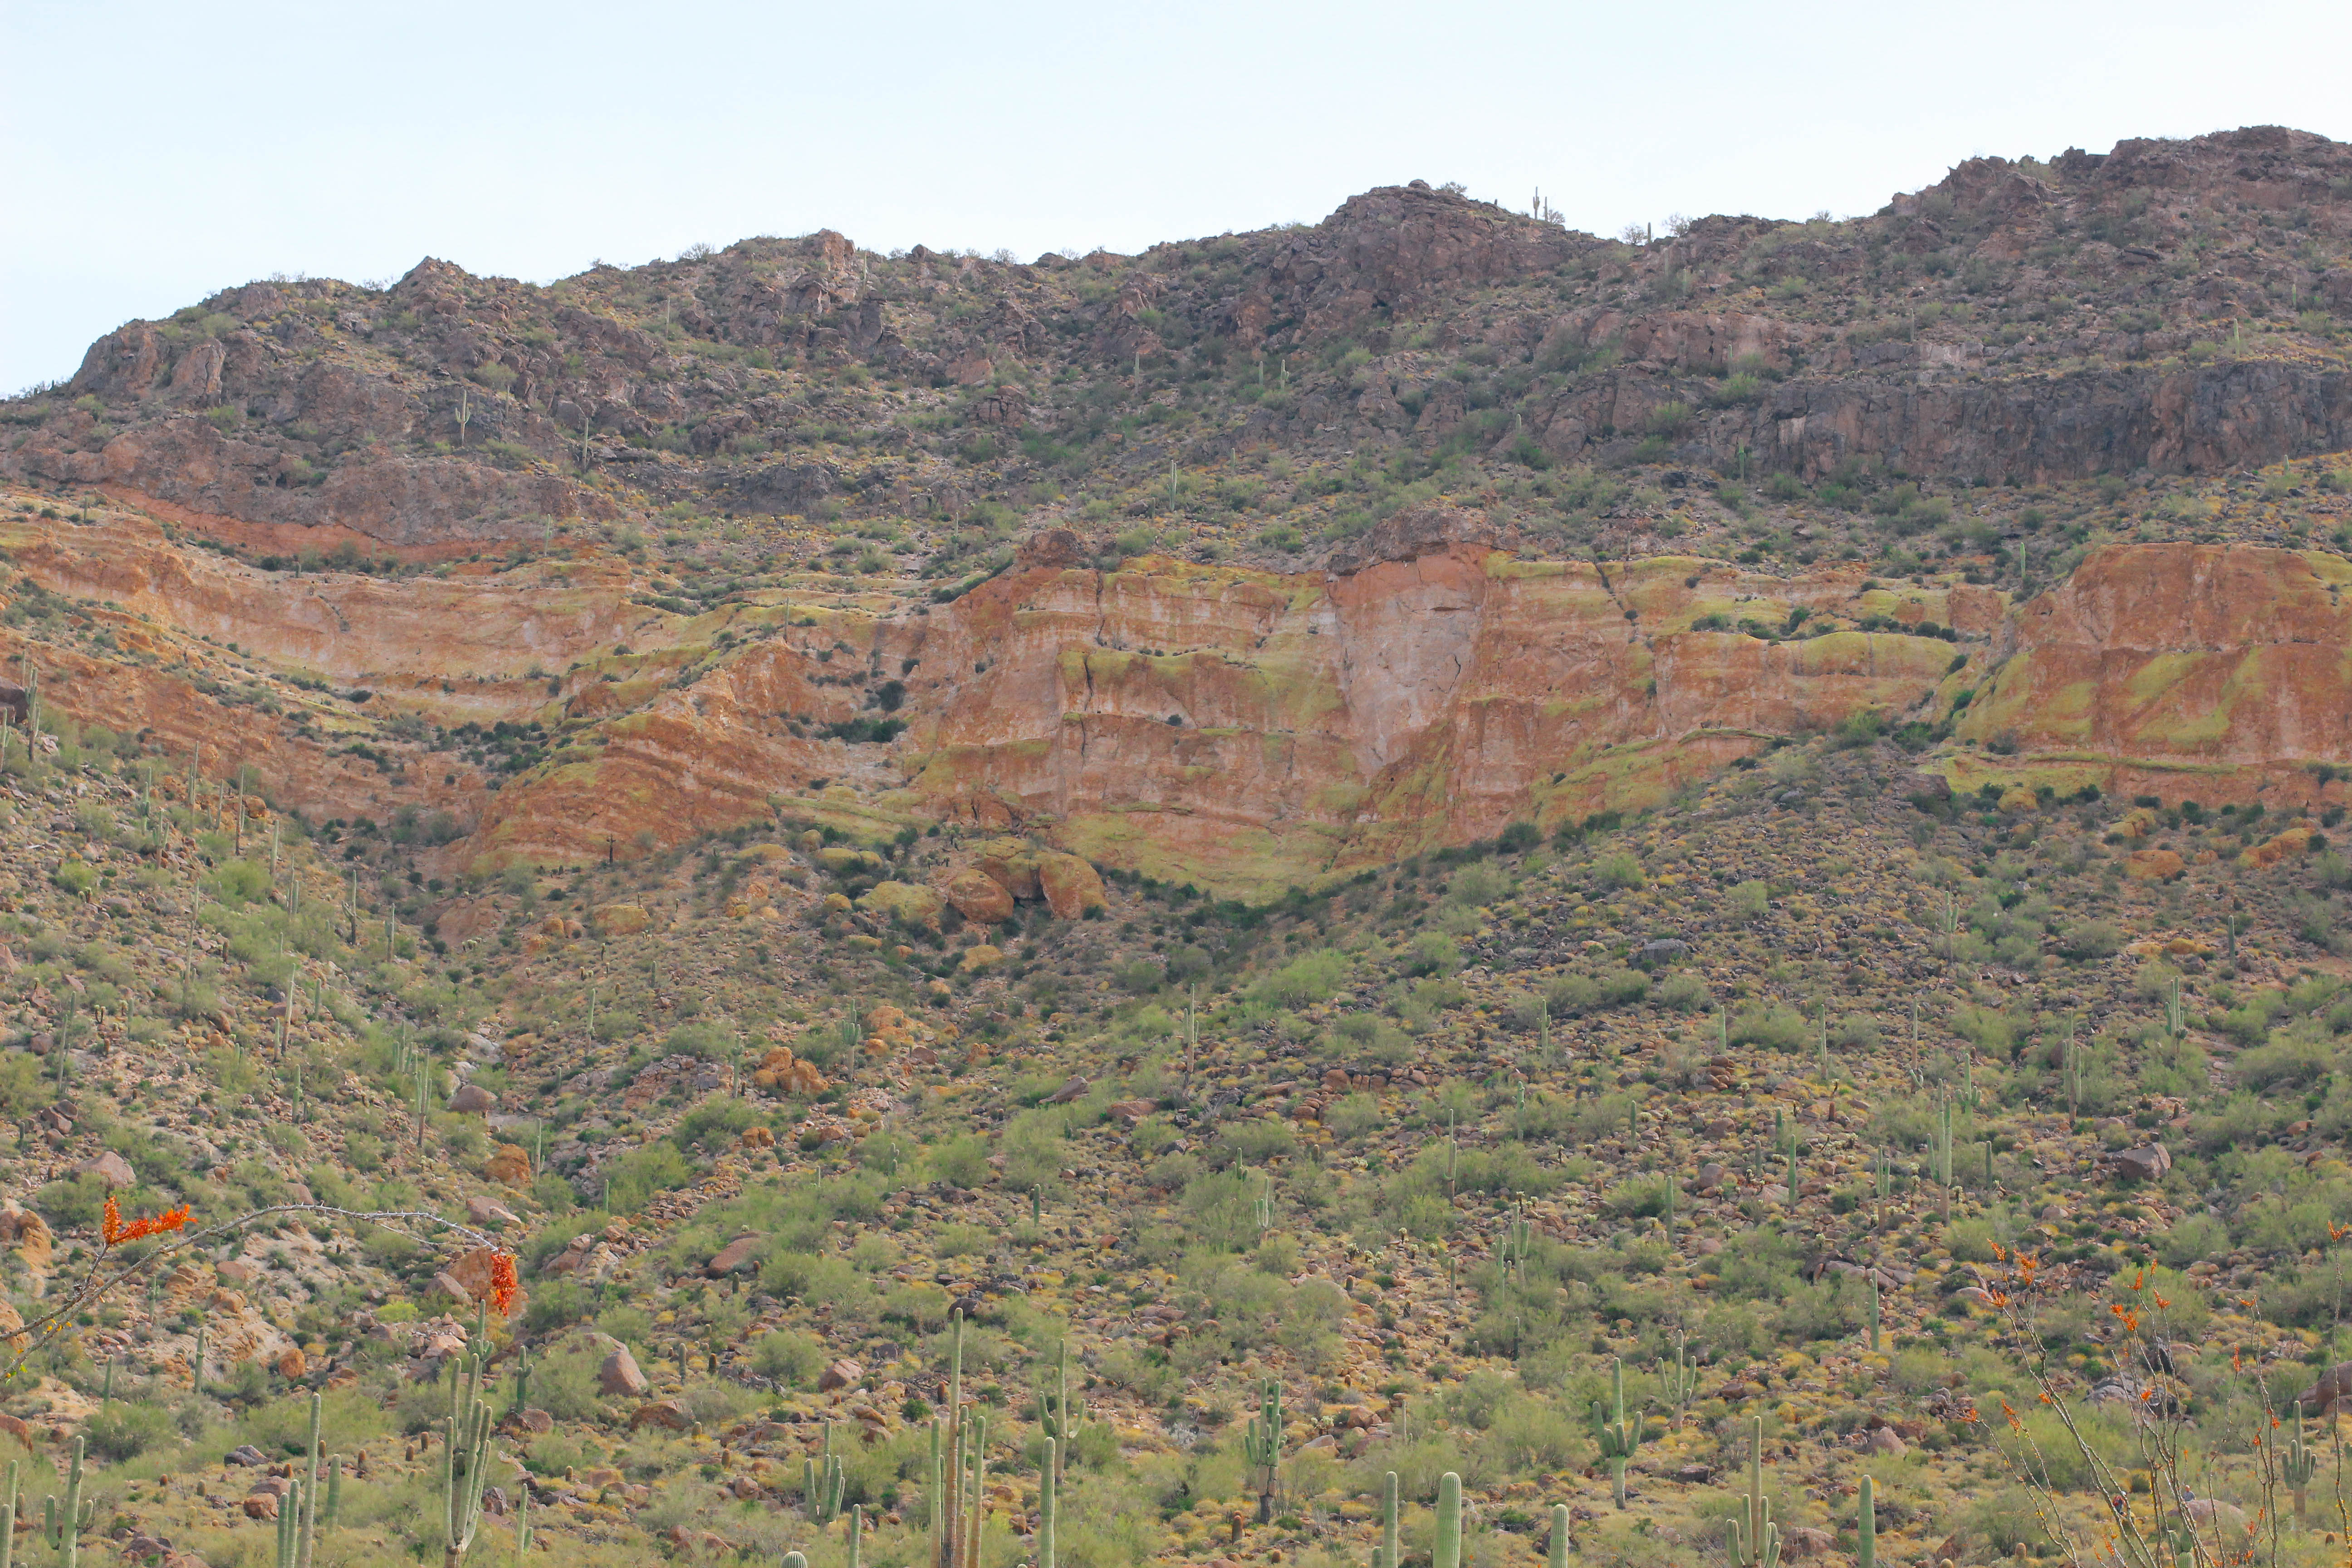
488, 1252, 520, 1315
102, 1195, 191, 1247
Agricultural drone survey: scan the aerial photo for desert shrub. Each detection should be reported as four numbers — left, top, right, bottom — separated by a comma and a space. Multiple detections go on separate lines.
1655, 973, 1710, 1013
1728, 1004, 1806, 1052
926, 1134, 990, 1189
86, 1401, 176, 1460
1256, 950, 1348, 1008
750, 1328, 825, 1387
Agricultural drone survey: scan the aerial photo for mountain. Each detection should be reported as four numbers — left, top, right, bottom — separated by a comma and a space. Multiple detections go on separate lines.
0, 125, 2347, 1568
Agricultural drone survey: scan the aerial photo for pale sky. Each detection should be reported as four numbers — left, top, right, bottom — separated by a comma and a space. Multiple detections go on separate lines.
7, 0, 2348, 392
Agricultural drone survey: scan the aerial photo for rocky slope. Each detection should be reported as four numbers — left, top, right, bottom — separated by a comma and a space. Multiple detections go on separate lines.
3, 124, 2352, 1568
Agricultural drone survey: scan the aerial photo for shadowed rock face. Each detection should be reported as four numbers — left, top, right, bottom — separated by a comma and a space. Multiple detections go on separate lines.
12, 127, 2352, 554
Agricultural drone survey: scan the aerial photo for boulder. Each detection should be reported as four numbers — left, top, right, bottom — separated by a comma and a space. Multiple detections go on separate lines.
1036, 853, 1106, 918
959, 944, 1004, 972
2104, 1144, 2171, 1181
2297, 1360, 2352, 1412
598, 1344, 648, 1397
858, 881, 946, 931
630, 1399, 693, 1431
77, 1151, 137, 1189
465, 1196, 521, 1230
1781, 1527, 1835, 1561
434, 1246, 519, 1315
739, 1126, 775, 1149
1044, 1075, 1091, 1105
972, 839, 1042, 902
276, 1348, 307, 1380
817, 1358, 864, 1392
2125, 848, 2186, 881
1635, 938, 1689, 968
593, 903, 651, 936
481, 1144, 532, 1185
1862, 1426, 1906, 1456
940, 867, 1014, 925
446, 1084, 495, 1116
706, 1235, 765, 1277
1106, 1099, 1157, 1128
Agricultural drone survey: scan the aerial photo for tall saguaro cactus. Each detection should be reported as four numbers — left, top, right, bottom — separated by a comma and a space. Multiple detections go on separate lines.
1590, 1357, 1645, 1509
1547, 1501, 1570, 1568
1728, 1416, 1780, 1568
1036, 1440, 1056, 1568
1433, 1471, 1463, 1568
1856, 1474, 1876, 1568
1038, 1341, 1089, 1483
444, 1354, 495, 1568
1379, 1470, 1398, 1568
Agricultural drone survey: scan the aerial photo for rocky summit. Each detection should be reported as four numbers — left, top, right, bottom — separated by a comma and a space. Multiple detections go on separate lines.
0, 124, 2349, 1568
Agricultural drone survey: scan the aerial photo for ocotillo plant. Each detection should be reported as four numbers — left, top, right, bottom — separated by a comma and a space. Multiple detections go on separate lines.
1433, 1471, 1463, 1568
1591, 1357, 1644, 1509
1728, 1416, 1780, 1568
1856, 1474, 1876, 1568
2284, 1416, 2318, 1521
1243, 1378, 1283, 1523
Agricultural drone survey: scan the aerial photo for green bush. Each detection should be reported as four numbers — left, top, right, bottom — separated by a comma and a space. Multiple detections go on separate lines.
1255, 950, 1348, 1008
85, 1401, 176, 1460
603, 1143, 693, 1212
925, 1134, 990, 1189
0, 1054, 54, 1117
750, 1328, 823, 1388
1728, 1004, 1806, 1051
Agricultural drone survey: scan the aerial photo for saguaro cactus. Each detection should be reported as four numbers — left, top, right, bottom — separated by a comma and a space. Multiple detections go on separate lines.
2285, 1417, 2318, 1522
1036, 1441, 1055, 1568
804, 1422, 845, 1524
1433, 1472, 1463, 1568
1857, 1474, 1876, 1568
1039, 1342, 1089, 1483
45, 1437, 91, 1568
1243, 1378, 1283, 1523
1662, 1337, 1700, 1423
1547, 1501, 1571, 1568
1867, 1272, 1882, 1352
1728, 1416, 1780, 1568
1590, 1357, 1644, 1509
299, 1390, 323, 1568
1379, 1470, 1398, 1568
444, 1355, 494, 1568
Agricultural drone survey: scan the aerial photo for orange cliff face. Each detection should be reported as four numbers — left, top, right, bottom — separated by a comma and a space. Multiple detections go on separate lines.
9, 496, 2351, 897
1953, 542, 2352, 804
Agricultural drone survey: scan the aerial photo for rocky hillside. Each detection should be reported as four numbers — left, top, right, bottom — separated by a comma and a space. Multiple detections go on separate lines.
0, 124, 2350, 1568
